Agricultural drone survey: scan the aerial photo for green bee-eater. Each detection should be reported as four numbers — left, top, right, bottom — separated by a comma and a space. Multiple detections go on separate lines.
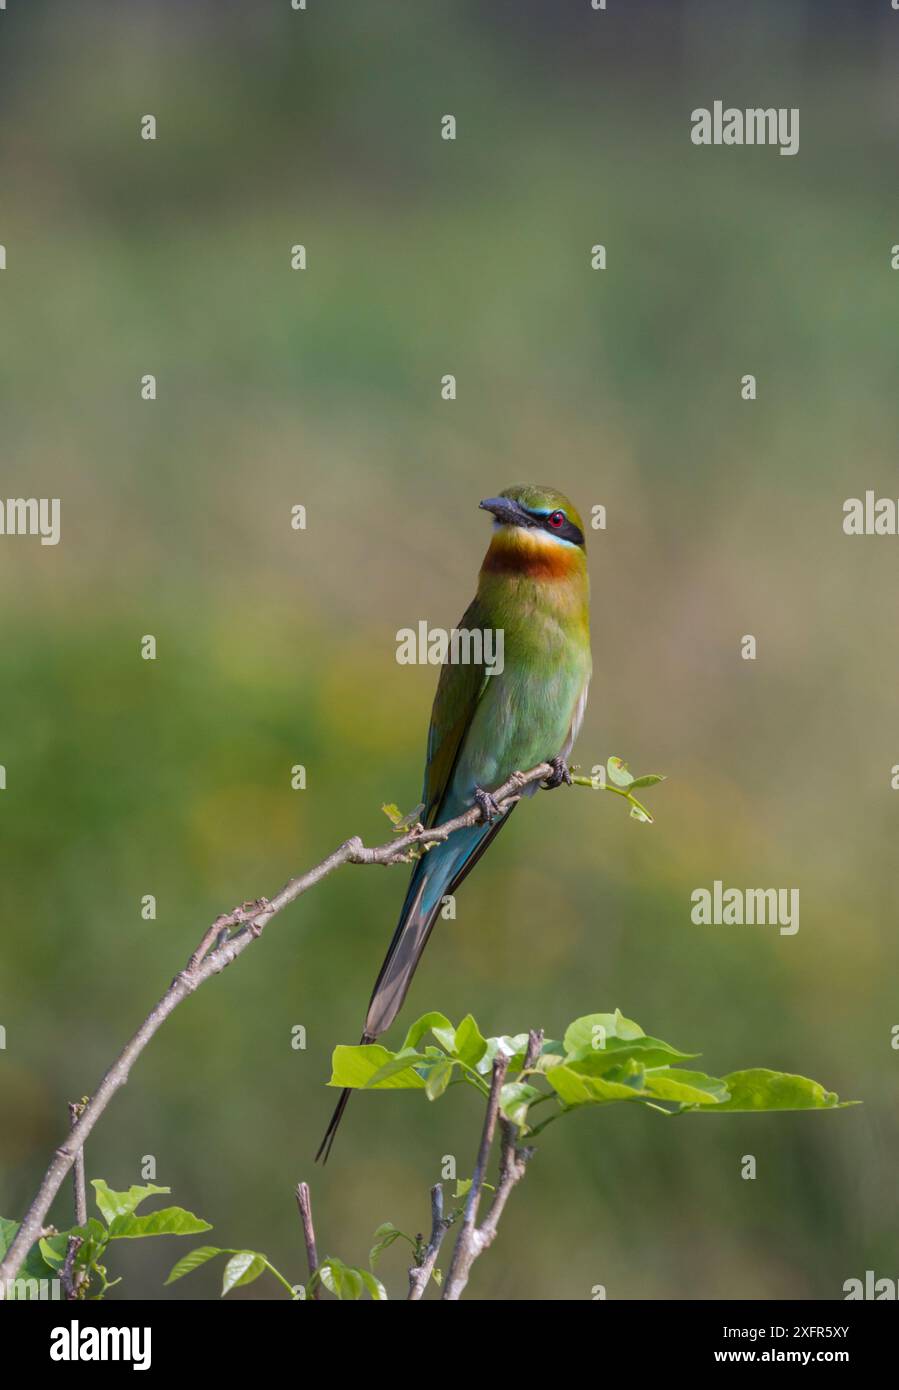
317, 485, 591, 1159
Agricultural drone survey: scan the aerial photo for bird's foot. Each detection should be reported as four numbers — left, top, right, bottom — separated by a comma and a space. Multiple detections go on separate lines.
543, 756, 573, 790
474, 786, 502, 823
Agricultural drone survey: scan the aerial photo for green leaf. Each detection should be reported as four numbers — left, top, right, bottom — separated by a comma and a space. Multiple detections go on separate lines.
454, 1178, 495, 1199
547, 1066, 647, 1107
365, 1050, 432, 1088
500, 1081, 542, 1128
425, 1059, 454, 1100
75, 1218, 110, 1264
336, 1266, 364, 1300
222, 1251, 267, 1295
641, 1068, 730, 1105
629, 802, 653, 824
705, 1069, 855, 1113
566, 1035, 698, 1074
400, 1012, 456, 1053
318, 1257, 364, 1301
359, 1268, 388, 1301
91, 1180, 170, 1224
607, 756, 634, 787
476, 1033, 531, 1075
329, 1043, 426, 1090
453, 1014, 488, 1067
165, 1245, 225, 1284
533, 1049, 567, 1073
39, 1236, 66, 1268
548, 1063, 731, 1112
369, 1222, 413, 1268
0, 1218, 19, 1258
382, 801, 423, 830
604, 1059, 647, 1090
563, 1010, 645, 1057
15, 1218, 112, 1291
629, 774, 665, 789
6, 1219, 104, 1290
107, 1206, 213, 1239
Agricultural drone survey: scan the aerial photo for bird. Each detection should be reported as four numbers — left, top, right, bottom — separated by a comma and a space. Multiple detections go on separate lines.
316, 484, 591, 1161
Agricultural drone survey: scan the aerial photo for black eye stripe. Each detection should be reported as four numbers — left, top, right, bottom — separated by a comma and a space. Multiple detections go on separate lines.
537, 511, 584, 547
517, 504, 585, 547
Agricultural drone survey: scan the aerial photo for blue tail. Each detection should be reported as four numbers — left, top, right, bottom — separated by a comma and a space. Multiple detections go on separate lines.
315, 807, 515, 1163
364, 819, 502, 1037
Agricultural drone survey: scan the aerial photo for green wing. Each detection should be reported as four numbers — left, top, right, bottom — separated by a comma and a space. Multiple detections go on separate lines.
421, 596, 489, 827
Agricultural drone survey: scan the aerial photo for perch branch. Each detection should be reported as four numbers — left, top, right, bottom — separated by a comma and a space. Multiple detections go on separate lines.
0, 760, 567, 1285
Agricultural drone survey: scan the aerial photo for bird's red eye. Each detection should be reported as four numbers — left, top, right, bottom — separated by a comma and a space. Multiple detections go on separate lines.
548, 510, 565, 529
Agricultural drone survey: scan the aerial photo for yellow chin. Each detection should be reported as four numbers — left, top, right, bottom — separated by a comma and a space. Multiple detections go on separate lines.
494, 524, 567, 552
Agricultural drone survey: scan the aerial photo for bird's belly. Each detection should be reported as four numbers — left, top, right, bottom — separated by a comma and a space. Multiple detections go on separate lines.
449, 660, 586, 807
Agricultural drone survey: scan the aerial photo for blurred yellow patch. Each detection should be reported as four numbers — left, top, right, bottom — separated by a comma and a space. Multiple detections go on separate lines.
186, 784, 304, 877
318, 642, 426, 757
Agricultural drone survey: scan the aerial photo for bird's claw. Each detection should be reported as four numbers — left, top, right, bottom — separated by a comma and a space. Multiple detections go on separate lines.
474, 786, 502, 823
543, 756, 572, 790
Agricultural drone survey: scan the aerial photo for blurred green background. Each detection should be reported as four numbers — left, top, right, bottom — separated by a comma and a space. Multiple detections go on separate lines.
2, 0, 898, 1300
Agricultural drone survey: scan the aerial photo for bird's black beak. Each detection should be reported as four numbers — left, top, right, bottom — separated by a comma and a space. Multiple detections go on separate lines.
479, 496, 528, 527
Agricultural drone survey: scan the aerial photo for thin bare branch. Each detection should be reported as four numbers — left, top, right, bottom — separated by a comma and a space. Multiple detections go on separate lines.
65, 1099, 88, 1296
0, 761, 566, 1285
295, 1182, 320, 1299
479, 1029, 543, 1243
67, 1101, 87, 1229
61, 1234, 83, 1302
441, 1053, 509, 1300
441, 1028, 543, 1300
407, 1183, 450, 1300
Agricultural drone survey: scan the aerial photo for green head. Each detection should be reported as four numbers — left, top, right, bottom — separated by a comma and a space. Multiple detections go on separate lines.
479, 484, 587, 562
477, 484, 590, 631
